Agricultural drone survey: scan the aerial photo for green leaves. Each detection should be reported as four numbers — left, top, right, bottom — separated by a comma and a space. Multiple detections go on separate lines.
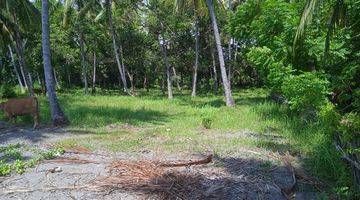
282, 72, 330, 114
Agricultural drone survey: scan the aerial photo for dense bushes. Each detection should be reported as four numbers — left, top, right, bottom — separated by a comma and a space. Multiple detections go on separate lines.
247, 47, 292, 93
0, 85, 16, 98
282, 72, 330, 114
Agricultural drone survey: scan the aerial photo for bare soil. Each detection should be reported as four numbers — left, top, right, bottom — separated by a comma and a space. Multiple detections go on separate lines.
0, 123, 319, 200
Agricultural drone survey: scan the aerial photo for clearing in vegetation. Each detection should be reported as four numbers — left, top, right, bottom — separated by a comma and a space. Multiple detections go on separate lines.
0, 89, 343, 199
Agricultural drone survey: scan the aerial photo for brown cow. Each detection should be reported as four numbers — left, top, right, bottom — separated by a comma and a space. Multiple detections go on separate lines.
0, 97, 40, 129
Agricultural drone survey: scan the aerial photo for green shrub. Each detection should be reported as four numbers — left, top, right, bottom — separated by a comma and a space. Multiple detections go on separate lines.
40, 147, 65, 160
282, 72, 330, 115
247, 46, 292, 93
246, 46, 274, 82
13, 160, 26, 174
0, 85, 16, 98
201, 117, 213, 129
267, 62, 293, 93
0, 163, 11, 176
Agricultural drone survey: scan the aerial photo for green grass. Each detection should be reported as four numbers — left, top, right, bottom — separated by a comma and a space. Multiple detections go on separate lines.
0, 88, 353, 194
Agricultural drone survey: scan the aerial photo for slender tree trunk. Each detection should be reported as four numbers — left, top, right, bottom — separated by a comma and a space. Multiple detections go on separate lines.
228, 38, 232, 83
53, 68, 60, 90
8, 45, 25, 92
127, 71, 135, 95
78, 29, 88, 95
159, 35, 173, 99
18, 60, 27, 88
143, 76, 148, 91
172, 66, 181, 91
66, 63, 71, 88
105, 0, 128, 93
12, 13, 34, 96
41, 0, 69, 126
209, 39, 218, 92
206, 0, 235, 106
119, 45, 128, 92
191, 16, 200, 97
92, 51, 97, 93
36, 72, 41, 87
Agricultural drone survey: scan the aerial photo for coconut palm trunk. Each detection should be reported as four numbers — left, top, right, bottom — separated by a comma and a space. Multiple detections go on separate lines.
8, 45, 25, 92
209, 38, 218, 91
206, 0, 235, 106
105, 0, 128, 93
41, 0, 69, 126
191, 16, 200, 97
172, 66, 181, 91
12, 13, 34, 96
92, 51, 97, 93
159, 35, 173, 99
78, 29, 89, 95
119, 44, 129, 92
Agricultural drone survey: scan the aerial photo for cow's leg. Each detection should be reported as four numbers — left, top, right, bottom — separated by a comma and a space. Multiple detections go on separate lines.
33, 112, 40, 129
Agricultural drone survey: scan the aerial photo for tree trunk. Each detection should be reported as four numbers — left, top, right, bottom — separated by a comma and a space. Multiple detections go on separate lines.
18, 60, 27, 88
105, 0, 128, 94
172, 66, 181, 91
78, 29, 88, 95
159, 35, 173, 99
206, 0, 235, 106
209, 39, 218, 92
119, 44, 129, 92
66, 63, 71, 88
41, 0, 69, 126
53, 68, 60, 90
143, 76, 148, 91
12, 13, 34, 96
8, 45, 25, 92
92, 51, 97, 93
191, 16, 200, 97
127, 71, 135, 95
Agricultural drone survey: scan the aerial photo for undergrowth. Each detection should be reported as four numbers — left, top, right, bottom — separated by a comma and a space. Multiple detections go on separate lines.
0, 143, 64, 176
0, 88, 354, 196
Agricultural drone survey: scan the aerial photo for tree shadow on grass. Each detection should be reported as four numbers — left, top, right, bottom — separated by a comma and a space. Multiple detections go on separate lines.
64, 106, 169, 128
253, 101, 352, 189
0, 124, 93, 145
175, 95, 269, 109
234, 96, 268, 106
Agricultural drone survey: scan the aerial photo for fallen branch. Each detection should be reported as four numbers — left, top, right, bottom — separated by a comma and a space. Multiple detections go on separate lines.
160, 154, 213, 167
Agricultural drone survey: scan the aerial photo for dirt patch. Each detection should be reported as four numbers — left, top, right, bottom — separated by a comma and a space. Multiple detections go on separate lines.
0, 149, 304, 200
0, 125, 322, 199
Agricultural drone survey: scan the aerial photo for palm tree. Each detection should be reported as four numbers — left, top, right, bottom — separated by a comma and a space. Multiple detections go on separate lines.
159, 34, 173, 99
293, 0, 346, 57
63, 0, 98, 95
206, 0, 235, 106
41, 0, 69, 126
174, 0, 207, 97
0, 0, 40, 96
104, 0, 129, 94
0, 17, 25, 92
7, 45, 25, 92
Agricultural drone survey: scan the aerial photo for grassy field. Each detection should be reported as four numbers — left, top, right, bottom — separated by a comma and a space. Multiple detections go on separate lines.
1, 88, 351, 191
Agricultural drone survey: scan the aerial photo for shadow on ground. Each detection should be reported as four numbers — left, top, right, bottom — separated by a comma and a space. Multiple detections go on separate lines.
101, 155, 298, 200
0, 120, 97, 145
64, 106, 169, 127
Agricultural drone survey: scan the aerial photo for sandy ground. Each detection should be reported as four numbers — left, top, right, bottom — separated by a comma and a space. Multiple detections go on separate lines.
0, 122, 319, 200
